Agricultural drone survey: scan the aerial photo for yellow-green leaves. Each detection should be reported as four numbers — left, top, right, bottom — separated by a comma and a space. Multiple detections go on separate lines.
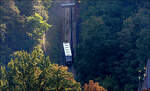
27, 13, 51, 39
8, 59, 14, 69
0, 66, 8, 89
34, 67, 42, 79
0, 49, 81, 91
0, 80, 7, 87
26, 13, 52, 50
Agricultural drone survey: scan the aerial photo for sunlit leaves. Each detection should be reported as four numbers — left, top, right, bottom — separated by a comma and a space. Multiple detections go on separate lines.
83, 80, 107, 91
0, 49, 81, 91
0, 66, 8, 89
27, 13, 51, 40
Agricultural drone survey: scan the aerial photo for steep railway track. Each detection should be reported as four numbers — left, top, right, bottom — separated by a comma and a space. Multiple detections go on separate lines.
48, 0, 79, 78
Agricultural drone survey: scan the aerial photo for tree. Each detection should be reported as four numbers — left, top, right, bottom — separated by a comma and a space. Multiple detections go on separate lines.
0, 48, 81, 91
75, 0, 150, 91
83, 80, 107, 91
26, 13, 51, 49
0, 0, 51, 65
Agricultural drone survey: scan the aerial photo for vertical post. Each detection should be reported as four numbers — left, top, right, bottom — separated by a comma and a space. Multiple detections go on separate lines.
138, 71, 142, 91
138, 77, 141, 91
146, 59, 150, 89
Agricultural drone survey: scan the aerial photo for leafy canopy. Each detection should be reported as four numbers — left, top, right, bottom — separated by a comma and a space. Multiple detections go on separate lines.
27, 13, 51, 40
0, 48, 81, 91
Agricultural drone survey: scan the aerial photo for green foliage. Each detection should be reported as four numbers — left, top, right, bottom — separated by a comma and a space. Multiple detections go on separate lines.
14, 0, 33, 16
0, 0, 51, 65
102, 76, 117, 91
27, 13, 51, 40
26, 13, 51, 50
32, 0, 49, 20
0, 66, 8, 90
42, 0, 52, 9
75, 0, 150, 91
0, 49, 81, 91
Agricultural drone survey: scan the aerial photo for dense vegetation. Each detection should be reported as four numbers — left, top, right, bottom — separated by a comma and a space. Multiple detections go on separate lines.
0, 48, 81, 91
83, 80, 107, 91
75, 0, 150, 91
0, 0, 150, 91
0, 0, 81, 90
0, 0, 51, 65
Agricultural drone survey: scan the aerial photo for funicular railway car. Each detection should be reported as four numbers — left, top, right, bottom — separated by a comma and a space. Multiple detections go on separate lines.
63, 42, 72, 66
